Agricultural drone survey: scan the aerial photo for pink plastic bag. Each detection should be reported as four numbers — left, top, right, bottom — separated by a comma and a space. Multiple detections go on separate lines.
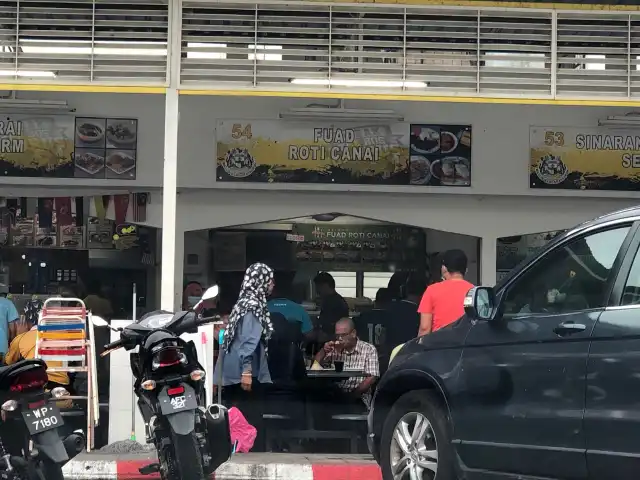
228, 407, 257, 453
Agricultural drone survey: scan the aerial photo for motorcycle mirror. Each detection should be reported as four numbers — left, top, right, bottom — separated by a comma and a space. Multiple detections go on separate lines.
91, 316, 110, 327
192, 285, 220, 312
202, 285, 220, 301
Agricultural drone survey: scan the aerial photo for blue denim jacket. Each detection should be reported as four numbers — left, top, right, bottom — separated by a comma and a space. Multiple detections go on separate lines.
213, 312, 272, 386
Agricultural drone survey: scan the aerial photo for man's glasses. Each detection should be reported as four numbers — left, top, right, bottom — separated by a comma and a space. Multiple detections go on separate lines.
335, 331, 354, 340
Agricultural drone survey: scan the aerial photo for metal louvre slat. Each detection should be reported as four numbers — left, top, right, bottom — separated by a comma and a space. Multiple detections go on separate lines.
556, 12, 631, 97
0, 0, 168, 85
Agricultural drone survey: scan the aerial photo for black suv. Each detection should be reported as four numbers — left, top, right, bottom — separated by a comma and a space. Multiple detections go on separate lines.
368, 206, 640, 480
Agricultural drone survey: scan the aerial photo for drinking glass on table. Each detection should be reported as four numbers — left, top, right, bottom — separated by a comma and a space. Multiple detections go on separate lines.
333, 338, 345, 372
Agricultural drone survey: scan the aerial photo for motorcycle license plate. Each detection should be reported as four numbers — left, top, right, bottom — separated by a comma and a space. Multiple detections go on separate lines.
22, 405, 64, 434
159, 385, 198, 415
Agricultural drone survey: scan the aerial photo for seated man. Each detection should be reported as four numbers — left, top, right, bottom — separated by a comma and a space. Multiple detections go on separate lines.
314, 318, 380, 409
5, 299, 71, 393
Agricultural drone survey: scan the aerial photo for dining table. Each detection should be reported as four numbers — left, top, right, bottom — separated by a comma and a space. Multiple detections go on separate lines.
305, 368, 368, 379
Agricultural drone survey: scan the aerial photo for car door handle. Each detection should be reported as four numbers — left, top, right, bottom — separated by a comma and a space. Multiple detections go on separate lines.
553, 321, 587, 336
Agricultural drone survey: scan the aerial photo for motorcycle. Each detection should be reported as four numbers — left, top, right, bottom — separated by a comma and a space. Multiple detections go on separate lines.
95, 285, 232, 480
0, 360, 85, 480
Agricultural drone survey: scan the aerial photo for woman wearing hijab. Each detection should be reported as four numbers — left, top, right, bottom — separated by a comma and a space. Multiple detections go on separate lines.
213, 263, 274, 452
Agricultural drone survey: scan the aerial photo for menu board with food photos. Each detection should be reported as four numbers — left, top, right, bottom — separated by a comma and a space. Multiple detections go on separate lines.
409, 124, 472, 186
74, 117, 138, 179
0, 114, 138, 179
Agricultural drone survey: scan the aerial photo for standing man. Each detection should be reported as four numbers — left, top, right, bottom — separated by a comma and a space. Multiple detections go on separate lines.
313, 272, 349, 336
386, 275, 426, 346
0, 284, 19, 364
418, 249, 474, 337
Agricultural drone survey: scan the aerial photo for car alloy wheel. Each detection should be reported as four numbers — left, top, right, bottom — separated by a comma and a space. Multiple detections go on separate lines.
389, 412, 438, 480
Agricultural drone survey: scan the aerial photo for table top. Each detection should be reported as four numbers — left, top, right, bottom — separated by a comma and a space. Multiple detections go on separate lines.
306, 369, 367, 379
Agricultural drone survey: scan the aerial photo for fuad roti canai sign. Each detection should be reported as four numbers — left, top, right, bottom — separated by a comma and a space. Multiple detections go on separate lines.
216, 119, 409, 185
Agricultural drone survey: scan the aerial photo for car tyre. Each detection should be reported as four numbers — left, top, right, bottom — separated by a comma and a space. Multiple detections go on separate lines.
380, 389, 454, 480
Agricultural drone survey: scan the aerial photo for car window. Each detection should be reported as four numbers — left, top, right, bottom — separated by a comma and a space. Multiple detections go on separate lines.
502, 226, 630, 316
620, 244, 640, 306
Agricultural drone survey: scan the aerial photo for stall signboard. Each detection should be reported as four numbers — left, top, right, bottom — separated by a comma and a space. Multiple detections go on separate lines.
0, 114, 138, 179
292, 224, 425, 271
216, 120, 472, 186
530, 126, 640, 190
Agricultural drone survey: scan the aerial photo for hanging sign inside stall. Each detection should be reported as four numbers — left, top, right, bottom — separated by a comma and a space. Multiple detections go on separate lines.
216, 120, 472, 186
530, 126, 640, 190
292, 224, 425, 272
0, 114, 138, 179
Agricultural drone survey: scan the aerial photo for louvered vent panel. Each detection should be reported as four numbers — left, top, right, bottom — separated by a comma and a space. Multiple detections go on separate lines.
479, 10, 551, 95
330, 6, 403, 84
181, 2, 640, 100
0, 0, 168, 85
630, 15, 640, 97
404, 8, 477, 93
557, 13, 630, 97
181, 3, 331, 87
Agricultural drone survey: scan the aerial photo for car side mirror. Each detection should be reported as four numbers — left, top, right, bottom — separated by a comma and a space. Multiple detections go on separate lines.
464, 286, 496, 321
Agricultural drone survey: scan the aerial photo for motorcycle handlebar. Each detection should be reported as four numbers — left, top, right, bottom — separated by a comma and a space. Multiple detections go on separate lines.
197, 315, 221, 326
101, 338, 126, 356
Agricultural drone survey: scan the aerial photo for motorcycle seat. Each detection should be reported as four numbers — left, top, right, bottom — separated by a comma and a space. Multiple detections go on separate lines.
0, 359, 46, 381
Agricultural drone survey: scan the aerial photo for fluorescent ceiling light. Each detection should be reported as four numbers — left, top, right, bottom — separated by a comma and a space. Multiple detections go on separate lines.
290, 78, 428, 89
187, 42, 227, 59
19, 39, 167, 57
598, 116, 640, 126
0, 99, 74, 112
280, 108, 404, 121
0, 70, 56, 78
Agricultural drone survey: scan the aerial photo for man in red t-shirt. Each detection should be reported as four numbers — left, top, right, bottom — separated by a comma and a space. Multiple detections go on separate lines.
418, 249, 474, 336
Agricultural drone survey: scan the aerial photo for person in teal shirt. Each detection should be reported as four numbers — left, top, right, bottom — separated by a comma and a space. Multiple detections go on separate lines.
0, 284, 19, 363
267, 276, 313, 335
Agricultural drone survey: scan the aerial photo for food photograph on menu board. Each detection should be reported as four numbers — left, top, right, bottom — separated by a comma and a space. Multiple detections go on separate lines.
74, 117, 138, 179
409, 124, 472, 186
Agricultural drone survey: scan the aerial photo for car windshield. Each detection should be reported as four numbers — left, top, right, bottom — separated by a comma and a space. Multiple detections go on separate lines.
136, 313, 174, 329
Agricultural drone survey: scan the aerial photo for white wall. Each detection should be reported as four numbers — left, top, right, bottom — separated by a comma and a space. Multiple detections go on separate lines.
4, 92, 640, 295
176, 95, 640, 199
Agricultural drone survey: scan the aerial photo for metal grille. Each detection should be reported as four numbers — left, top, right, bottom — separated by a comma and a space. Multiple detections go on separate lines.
180, 1, 553, 96
0, 0, 169, 85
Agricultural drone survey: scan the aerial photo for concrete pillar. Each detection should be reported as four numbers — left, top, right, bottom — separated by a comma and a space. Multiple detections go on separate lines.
480, 235, 497, 286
